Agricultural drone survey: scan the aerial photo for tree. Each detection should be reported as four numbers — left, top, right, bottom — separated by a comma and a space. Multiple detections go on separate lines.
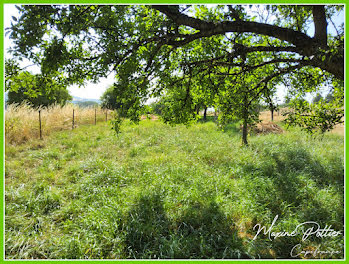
284, 92, 343, 134
215, 73, 262, 145
154, 31, 280, 145
312, 93, 323, 104
264, 91, 279, 122
7, 4, 344, 140
325, 91, 334, 103
99, 81, 148, 133
149, 100, 165, 116
100, 84, 122, 110
285, 74, 344, 134
5, 61, 72, 107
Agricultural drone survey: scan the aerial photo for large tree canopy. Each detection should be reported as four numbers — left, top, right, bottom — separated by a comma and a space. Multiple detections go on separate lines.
8, 5, 344, 79
7, 4, 344, 141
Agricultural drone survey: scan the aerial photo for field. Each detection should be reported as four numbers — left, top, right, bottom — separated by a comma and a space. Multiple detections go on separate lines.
5, 118, 344, 259
258, 110, 345, 136
5, 104, 109, 144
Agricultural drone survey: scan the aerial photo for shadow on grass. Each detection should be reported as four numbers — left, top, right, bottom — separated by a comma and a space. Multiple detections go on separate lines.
273, 146, 343, 229
246, 141, 344, 230
197, 116, 217, 123
229, 140, 344, 259
123, 139, 344, 259
222, 122, 241, 137
124, 193, 251, 259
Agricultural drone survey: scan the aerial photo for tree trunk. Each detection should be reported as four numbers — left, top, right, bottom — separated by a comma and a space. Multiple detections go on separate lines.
242, 95, 249, 146
242, 118, 248, 146
271, 108, 274, 121
203, 106, 207, 120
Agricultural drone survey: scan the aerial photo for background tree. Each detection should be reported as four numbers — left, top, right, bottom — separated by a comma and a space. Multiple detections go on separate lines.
6, 63, 72, 107
325, 91, 334, 103
312, 93, 323, 104
284, 91, 343, 134
264, 90, 279, 122
100, 84, 122, 110
149, 100, 165, 116
100, 81, 149, 133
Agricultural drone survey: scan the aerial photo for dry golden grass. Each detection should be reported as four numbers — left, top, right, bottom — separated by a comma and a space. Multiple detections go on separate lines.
259, 110, 286, 123
6, 105, 344, 145
140, 114, 159, 120
5, 103, 109, 145
330, 123, 345, 136
255, 122, 284, 134
259, 109, 344, 136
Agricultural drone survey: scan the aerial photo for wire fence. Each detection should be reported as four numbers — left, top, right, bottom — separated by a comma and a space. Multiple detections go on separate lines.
5, 103, 111, 145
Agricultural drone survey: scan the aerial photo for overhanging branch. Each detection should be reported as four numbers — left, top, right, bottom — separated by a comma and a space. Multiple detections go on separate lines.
152, 5, 316, 50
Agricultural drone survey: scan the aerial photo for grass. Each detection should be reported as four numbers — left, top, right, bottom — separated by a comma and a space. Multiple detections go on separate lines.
5, 103, 109, 144
259, 109, 344, 136
5, 119, 344, 259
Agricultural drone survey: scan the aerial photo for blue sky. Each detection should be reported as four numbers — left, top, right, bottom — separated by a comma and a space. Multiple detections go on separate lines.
4, 4, 344, 101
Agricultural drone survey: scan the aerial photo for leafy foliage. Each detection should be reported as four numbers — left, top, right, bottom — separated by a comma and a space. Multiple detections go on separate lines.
284, 97, 344, 134
312, 93, 323, 104
7, 4, 344, 139
284, 74, 344, 134
100, 85, 122, 110
5, 61, 72, 107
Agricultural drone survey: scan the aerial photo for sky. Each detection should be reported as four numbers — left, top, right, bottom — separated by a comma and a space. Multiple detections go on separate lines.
3, 4, 345, 102
4, 4, 115, 100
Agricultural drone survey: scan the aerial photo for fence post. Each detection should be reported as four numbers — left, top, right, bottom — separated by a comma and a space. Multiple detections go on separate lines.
72, 109, 75, 129
95, 108, 97, 125
105, 110, 107, 122
39, 110, 42, 140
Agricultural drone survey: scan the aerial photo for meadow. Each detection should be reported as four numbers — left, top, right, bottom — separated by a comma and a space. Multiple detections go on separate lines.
5, 104, 109, 144
5, 117, 344, 259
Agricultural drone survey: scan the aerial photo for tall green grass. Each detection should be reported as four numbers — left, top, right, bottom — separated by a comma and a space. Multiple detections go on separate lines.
5, 120, 344, 259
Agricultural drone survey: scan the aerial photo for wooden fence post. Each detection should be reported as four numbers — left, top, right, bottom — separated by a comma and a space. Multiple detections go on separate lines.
72, 109, 75, 129
39, 110, 42, 140
95, 108, 97, 125
105, 110, 107, 122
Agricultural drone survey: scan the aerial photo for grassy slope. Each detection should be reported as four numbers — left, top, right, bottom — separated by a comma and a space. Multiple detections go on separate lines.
5, 120, 344, 259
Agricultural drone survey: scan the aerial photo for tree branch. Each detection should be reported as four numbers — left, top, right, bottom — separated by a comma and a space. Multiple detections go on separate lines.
152, 6, 343, 80
247, 64, 304, 107
152, 5, 317, 52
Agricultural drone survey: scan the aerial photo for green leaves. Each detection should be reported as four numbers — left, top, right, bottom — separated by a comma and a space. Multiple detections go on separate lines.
5, 59, 21, 91
110, 113, 123, 134
5, 59, 71, 108
274, 5, 313, 32
284, 97, 344, 134
7, 4, 344, 137
41, 37, 68, 74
